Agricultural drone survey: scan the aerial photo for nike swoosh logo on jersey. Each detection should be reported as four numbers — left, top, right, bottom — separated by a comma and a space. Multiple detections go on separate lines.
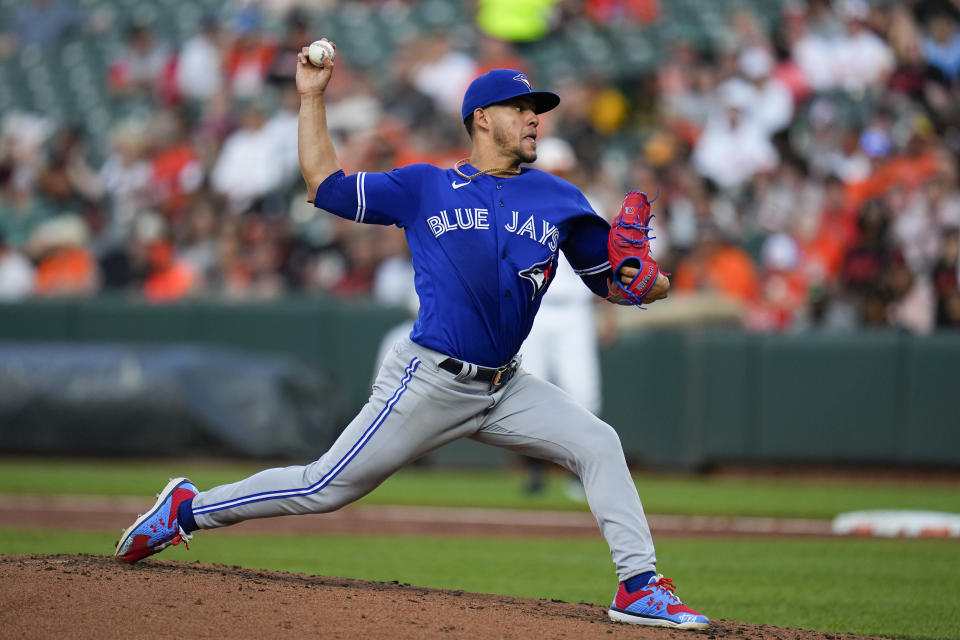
451, 181, 470, 190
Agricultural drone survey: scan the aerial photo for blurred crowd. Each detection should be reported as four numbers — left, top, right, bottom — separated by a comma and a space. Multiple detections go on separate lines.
1, 0, 959, 333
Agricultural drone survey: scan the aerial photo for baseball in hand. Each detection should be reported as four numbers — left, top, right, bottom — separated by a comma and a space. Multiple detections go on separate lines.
308, 40, 335, 67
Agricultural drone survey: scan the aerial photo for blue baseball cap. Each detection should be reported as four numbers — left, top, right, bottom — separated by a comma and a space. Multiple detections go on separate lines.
461, 69, 560, 122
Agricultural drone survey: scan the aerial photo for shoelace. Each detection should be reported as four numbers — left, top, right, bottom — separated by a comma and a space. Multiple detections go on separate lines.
650, 576, 681, 601
173, 526, 193, 550
155, 525, 193, 552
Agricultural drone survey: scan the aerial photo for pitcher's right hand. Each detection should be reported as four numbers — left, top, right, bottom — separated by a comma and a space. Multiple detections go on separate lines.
296, 39, 336, 97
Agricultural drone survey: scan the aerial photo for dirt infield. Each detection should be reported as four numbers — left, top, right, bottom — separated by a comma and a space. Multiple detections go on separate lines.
2, 554, 889, 640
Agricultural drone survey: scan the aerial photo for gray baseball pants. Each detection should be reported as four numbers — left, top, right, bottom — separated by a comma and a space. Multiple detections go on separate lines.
190, 336, 656, 581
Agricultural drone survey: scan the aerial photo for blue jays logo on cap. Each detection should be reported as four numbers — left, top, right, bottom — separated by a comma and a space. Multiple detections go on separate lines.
461, 69, 561, 122
513, 73, 532, 90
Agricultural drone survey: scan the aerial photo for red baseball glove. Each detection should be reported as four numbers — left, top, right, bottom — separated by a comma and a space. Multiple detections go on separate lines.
607, 190, 662, 306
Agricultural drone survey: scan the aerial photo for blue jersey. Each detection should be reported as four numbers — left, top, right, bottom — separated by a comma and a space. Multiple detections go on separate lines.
314, 163, 611, 367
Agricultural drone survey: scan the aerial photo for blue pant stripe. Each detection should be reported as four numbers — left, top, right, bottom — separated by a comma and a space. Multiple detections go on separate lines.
193, 356, 421, 516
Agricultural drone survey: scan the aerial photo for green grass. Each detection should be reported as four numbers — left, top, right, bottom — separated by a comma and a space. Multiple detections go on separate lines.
2, 458, 959, 519
2, 528, 958, 640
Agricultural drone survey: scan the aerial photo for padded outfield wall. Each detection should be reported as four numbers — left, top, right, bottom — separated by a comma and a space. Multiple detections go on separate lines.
0, 298, 957, 468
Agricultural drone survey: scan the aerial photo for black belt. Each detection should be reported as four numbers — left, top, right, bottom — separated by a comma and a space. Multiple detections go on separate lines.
439, 357, 519, 388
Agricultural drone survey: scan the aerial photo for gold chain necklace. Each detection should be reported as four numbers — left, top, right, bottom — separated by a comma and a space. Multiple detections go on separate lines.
453, 159, 522, 182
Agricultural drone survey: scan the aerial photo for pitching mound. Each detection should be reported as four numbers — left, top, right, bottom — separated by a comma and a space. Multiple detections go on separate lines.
3, 555, 883, 639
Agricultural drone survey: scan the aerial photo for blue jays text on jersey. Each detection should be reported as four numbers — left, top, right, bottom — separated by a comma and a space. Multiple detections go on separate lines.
314, 163, 612, 368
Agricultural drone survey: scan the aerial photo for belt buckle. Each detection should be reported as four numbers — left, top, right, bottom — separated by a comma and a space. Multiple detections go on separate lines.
491, 361, 516, 389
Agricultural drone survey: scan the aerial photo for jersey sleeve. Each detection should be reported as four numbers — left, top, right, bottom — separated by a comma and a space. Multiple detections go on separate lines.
560, 192, 612, 298
313, 164, 426, 228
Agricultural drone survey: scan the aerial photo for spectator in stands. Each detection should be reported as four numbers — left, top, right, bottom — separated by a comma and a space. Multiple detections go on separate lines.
0, 231, 35, 300
29, 215, 98, 297
380, 42, 441, 131
242, 240, 287, 300
886, 4, 954, 128
692, 79, 779, 192
841, 200, 907, 331
892, 180, 942, 273
175, 15, 224, 104
790, 0, 843, 92
747, 232, 808, 331
324, 69, 384, 141
753, 155, 821, 235
235, 217, 286, 300
584, 0, 659, 25
656, 40, 715, 145
796, 174, 858, 287
99, 120, 152, 229
737, 46, 794, 136
209, 223, 250, 298
97, 210, 161, 292
832, 0, 895, 92
475, 0, 560, 43
932, 227, 960, 326
549, 78, 606, 172
372, 226, 415, 308
411, 31, 477, 115
939, 289, 960, 327
266, 10, 312, 87
0, 0, 82, 57
142, 238, 196, 303
211, 100, 285, 214
177, 194, 221, 288
223, 8, 276, 99
925, 171, 960, 229
192, 90, 235, 170
922, 10, 960, 81
331, 226, 379, 298
859, 284, 891, 328
0, 179, 55, 250
300, 216, 354, 294
37, 125, 104, 213
147, 110, 204, 222
473, 36, 528, 77
589, 78, 631, 135
885, 257, 935, 333
673, 222, 759, 307
1, 112, 52, 196
107, 22, 171, 99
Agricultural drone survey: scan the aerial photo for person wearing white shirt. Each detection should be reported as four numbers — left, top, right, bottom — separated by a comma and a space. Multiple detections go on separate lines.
211, 103, 285, 213
175, 18, 224, 102
692, 80, 779, 191
0, 234, 35, 300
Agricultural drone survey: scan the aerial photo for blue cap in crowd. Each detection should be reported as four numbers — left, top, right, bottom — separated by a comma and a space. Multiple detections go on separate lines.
461, 69, 560, 121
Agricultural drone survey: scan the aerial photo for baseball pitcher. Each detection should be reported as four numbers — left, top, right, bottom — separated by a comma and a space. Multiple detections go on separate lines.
115, 38, 708, 629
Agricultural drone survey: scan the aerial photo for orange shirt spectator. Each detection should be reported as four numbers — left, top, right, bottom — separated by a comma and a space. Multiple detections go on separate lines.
586, 0, 660, 23
34, 246, 97, 296
151, 142, 201, 220
846, 146, 939, 210
143, 241, 196, 303
800, 178, 859, 284
674, 237, 759, 304
224, 25, 276, 99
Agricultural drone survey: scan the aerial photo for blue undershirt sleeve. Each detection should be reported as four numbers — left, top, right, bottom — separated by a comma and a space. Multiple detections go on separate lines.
562, 219, 612, 297
561, 197, 613, 298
